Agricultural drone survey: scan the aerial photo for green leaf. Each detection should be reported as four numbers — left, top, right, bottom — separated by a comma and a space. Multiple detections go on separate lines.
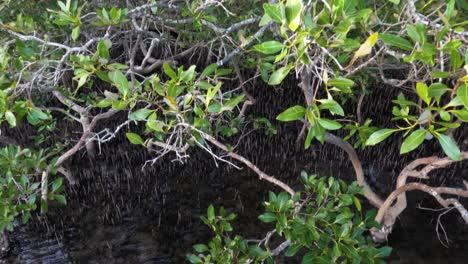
430, 71, 450, 78
428, 83, 450, 98
442, 40, 462, 52
5, 110, 16, 127
400, 129, 426, 154
276, 105, 305, 121
193, 244, 208, 253
163, 63, 177, 80
436, 133, 460, 160
263, 3, 284, 23
406, 25, 421, 43
416, 82, 430, 105
181, 65, 196, 83
129, 108, 153, 121
388, 0, 400, 4
52, 178, 63, 192
457, 84, 468, 109
366, 129, 398, 146
285, 0, 302, 31
15, 39, 34, 58
71, 26, 80, 41
380, 33, 413, 51
30, 107, 49, 120
258, 212, 277, 223
450, 50, 462, 70
304, 126, 314, 149
97, 39, 110, 59
376, 246, 392, 258
284, 243, 302, 257
318, 118, 342, 130
54, 194, 67, 205
126, 132, 144, 145
254, 41, 284, 55
446, 96, 463, 107
453, 109, 468, 122
223, 94, 245, 110
186, 254, 203, 264
108, 70, 129, 98
201, 63, 217, 77
207, 204, 215, 221
353, 196, 362, 212
207, 102, 221, 113
268, 65, 291, 85
318, 99, 344, 116
327, 78, 355, 90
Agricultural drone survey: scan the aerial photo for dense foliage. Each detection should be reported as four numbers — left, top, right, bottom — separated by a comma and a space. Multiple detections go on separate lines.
0, 0, 467, 262
188, 173, 391, 263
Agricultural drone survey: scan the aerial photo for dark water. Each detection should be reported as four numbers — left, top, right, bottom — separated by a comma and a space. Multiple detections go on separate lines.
1, 78, 467, 263
2, 158, 467, 264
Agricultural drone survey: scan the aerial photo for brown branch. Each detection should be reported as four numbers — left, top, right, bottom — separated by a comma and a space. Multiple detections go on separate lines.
54, 108, 118, 167
197, 129, 296, 196
371, 152, 468, 242
324, 132, 384, 208
300, 68, 383, 208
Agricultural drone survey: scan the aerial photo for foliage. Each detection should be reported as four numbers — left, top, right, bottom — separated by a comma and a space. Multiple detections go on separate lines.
0, 0, 467, 260
0, 146, 65, 232
187, 173, 391, 263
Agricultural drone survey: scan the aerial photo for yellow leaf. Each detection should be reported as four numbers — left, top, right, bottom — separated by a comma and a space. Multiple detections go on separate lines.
346, 32, 379, 68
164, 96, 179, 112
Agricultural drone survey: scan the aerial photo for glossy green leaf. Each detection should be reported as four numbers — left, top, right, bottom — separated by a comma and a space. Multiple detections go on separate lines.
285, 0, 302, 31
276, 105, 305, 121
406, 25, 421, 43
318, 118, 342, 130
453, 109, 468, 122
126, 132, 144, 145
380, 33, 413, 51
263, 3, 284, 23
366, 129, 398, 146
54, 194, 67, 205
327, 78, 355, 90
430, 71, 450, 78
15, 40, 34, 58
268, 65, 291, 85
163, 63, 177, 79
416, 82, 430, 105
108, 70, 129, 97
52, 178, 63, 192
223, 94, 245, 110
258, 212, 276, 223
192, 244, 208, 253
254, 41, 284, 55
71, 26, 80, 41
436, 133, 461, 160
318, 99, 344, 116
97, 39, 110, 59
207, 204, 215, 221
129, 108, 153, 121
5, 110, 16, 127
400, 129, 426, 154
181, 65, 196, 83
428, 83, 450, 98
201, 63, 218, 77
457, 84, 468, 109
376, 246, 392, 258
304, 126, 314, 149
